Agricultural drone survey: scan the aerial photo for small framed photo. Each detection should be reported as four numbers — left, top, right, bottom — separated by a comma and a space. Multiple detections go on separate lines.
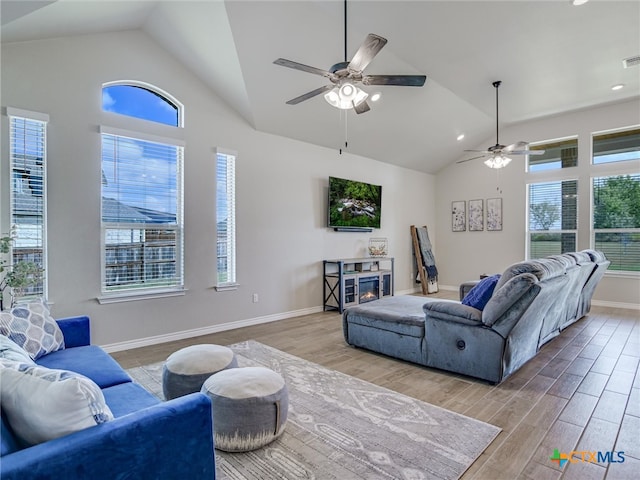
452, 201, 466, 232
487, 198, 503, 231
468, 199, 484, 231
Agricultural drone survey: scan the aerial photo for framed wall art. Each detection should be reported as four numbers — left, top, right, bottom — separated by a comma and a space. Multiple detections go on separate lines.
468, 199, 484, 231
451, 201, 466, 232
487, 197, 503, 231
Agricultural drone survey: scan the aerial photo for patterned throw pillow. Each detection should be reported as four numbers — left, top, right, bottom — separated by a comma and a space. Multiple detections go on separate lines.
0, 335, 35, 364
0, 300, 65, 360
0, 361, 114, 446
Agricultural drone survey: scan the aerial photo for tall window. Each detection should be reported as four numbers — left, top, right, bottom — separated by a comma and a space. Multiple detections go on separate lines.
8, 108, 48, 299
592, 174, 640, 272
216, 151, 236, 287
101, 83, 184, 296
528, 180, 578, 258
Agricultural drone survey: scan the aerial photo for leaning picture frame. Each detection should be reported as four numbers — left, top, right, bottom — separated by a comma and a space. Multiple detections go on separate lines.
469, 199, 484, 231
452, 201, 466, 232
487, 197, 503, 231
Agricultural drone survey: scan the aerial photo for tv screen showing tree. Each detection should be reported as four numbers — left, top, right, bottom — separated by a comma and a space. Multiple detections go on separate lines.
328, 176, 382, 228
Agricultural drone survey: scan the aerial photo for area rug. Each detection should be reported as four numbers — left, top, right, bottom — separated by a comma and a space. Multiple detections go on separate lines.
126, 340, 500, 480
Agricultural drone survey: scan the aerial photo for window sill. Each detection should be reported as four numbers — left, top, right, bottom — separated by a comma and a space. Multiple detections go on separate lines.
97, 287, 187, 304
214, 283, 239, 292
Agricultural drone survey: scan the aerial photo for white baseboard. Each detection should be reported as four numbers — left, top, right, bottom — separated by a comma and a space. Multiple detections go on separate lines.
592, 300, 640, 310
397, 285, 460, 295
101, 294, 638, 353
101, 305, 324, 353
437, 284, 458, 292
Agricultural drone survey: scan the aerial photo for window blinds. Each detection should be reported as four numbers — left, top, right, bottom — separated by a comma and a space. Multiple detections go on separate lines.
593, 174, 640, 272
528, 180, 578, 257
216, 151, 236, 285
101, 132, 183, 292
9, 110, 48, 298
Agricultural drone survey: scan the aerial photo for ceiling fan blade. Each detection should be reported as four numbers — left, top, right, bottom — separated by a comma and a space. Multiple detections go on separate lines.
503, 142, 546, 155
508, 150, 546, 156
285, 85, 334, 105
274, 58, 334, 79
347, 33, 387, 74
353, 99, 370, 114
502, 141, 530, 153
457, 154, 487, 164
363, 75, 426, 87
464, 149, 491, 154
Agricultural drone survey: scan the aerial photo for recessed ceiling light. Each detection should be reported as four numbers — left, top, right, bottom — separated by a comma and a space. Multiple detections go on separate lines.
572, 0, 589, 5
456, 134, 465, 141
370, 92, 382, 102
611, 84, 625, 91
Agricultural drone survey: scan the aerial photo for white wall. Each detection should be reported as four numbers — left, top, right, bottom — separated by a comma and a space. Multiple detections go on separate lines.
0, 31, 436, 347
435, 99, 640, 307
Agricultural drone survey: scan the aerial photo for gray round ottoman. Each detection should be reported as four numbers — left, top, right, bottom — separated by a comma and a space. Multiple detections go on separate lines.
201, 366, 288, 452
162, 344, 237, 400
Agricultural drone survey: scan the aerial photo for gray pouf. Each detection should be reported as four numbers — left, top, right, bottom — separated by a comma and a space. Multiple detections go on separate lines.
201, 366, 288, 452
162, 344, 237, 400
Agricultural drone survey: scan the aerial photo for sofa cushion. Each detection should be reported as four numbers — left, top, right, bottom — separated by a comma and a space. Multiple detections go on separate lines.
0, 361, 114, 446
344, 295, 427, 337
482, 273, 539, 327
1, 412, 20, 456
36, 345, 132, 389
0, 300, 65, 360
102, 382, 160, 418
461, 274, 501, 311
0, 335, 35, 364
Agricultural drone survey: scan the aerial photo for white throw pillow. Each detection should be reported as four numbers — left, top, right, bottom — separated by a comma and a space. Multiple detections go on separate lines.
0, 300, 65, 360
0, 335, 35, 364
0, 361, 114, 446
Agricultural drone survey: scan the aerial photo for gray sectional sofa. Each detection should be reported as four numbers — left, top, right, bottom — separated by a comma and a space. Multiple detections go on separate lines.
342, 250, 609, 384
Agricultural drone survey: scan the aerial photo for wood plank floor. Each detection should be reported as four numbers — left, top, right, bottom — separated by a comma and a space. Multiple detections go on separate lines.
112, 292, 639, 479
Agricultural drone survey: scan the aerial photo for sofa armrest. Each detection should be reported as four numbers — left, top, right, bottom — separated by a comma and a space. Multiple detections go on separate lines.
458, 281, 480, 301
56, 316, 91, 347
423, 301, 483, 326
0, 393, 215, 480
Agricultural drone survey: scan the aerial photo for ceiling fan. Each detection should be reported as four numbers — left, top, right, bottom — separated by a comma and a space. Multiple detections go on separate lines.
458, 81, 545, 168
273, 1, 426, 114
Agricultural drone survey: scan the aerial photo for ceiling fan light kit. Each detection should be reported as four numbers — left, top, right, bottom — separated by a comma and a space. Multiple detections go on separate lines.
484, 155, 512, 169
273, 0, 426, 115
458, 80, 545, 169
324, 82, 369, 109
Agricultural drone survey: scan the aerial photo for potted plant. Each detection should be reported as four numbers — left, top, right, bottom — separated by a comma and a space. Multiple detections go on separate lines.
0, 228, 44, 310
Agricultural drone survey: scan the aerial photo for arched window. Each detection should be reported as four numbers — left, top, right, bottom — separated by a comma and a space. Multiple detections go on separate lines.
99, 82, 184, 300
102, 81, 181, 127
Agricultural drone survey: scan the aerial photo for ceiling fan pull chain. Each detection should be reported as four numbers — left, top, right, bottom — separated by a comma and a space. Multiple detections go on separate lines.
345, 109, 349, 150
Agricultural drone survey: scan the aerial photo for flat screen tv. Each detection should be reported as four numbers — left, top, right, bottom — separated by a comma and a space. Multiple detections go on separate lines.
328, 176, 382, 229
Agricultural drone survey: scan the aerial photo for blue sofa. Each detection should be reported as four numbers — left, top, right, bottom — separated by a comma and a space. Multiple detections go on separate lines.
0, 316, 216, 480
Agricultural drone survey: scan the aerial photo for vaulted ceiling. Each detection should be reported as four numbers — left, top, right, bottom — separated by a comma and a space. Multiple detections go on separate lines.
2, 1, 638, 173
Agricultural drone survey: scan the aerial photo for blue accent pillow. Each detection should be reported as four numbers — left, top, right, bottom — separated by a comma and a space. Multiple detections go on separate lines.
461, 274, 501, 311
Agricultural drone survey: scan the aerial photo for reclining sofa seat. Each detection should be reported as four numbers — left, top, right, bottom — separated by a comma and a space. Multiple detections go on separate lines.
423, 257, 570, 383
342, 250, 608, 384
570, 250, 610, 320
